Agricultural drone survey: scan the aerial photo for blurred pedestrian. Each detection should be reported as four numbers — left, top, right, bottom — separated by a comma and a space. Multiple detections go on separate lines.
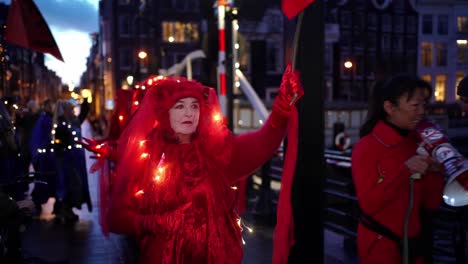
52, 98, 92, 222
30, 99, 57, 215
0, 96, 26, 199
81, 88, 135, 236
16, 99, 41, 174
352, 74, 444, 264
0, 100, 22, 262
0, 100, 20, 188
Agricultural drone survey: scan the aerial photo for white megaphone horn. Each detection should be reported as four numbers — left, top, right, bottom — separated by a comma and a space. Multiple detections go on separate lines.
415, 119, 468, 207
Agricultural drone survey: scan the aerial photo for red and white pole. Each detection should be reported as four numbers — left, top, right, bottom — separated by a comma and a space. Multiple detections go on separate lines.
217, 0, 227, 116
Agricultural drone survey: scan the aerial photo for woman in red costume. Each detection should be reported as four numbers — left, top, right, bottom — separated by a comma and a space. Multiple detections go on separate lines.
352, 74, 444, 264
107, 66, 303, 263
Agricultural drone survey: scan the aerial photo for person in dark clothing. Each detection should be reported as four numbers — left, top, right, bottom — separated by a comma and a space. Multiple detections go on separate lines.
0, 97, 24, 199
52, 98, 92, 222
0, 101, 23, 263
16, 99, 41, 177
30, 99, 56, 214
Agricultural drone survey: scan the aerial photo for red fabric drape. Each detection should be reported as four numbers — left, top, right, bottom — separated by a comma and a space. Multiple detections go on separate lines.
236, 178, 247, 215
5, 0, 63, 61
282, 0, 315, 19
272, 106, 298, 264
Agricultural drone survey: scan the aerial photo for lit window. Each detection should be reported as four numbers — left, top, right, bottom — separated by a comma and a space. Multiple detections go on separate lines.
162, 21, 199, 43
457, 41, 468, 65
457, 16, 468, 33
436, 43, 447, 66
421, 42, 433, 67
434, 75, 446, 102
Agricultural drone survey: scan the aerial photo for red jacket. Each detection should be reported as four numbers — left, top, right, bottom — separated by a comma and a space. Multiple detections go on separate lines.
107, 111, 290, 264
352, 121, 444, 263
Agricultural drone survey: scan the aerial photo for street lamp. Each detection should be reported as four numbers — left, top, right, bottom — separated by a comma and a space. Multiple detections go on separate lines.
136, 50, 149, 81
343, 60, 355, 101
344, 60, 353, 69
138, 51, 148, 60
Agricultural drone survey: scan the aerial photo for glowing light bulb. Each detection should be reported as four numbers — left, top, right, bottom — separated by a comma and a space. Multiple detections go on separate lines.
213, 113, 222, 122
134, 190, 145, 197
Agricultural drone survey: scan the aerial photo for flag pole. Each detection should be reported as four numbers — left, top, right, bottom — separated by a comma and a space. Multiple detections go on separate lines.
288, 11, 303, 105
291, 12, 304, 71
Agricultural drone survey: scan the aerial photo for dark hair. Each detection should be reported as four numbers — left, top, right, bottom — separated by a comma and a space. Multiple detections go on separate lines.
359, 74, 432, 138
457, 76, 468, 97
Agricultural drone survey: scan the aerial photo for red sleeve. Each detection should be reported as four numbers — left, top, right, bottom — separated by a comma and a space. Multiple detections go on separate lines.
420, 171, 444, 210
227, 110, 288, 182
351, 140, 411, 215
107, 173, 140, 235
107, 144, 118, 162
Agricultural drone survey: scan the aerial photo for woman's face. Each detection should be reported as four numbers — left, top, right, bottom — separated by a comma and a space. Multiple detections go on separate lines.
384, 87, 427, 130
169, 97, 200, 142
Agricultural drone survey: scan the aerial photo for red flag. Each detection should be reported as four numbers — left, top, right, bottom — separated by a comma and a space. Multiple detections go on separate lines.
282, 0, 315, 19
272, 107, 299, 264
5, 0, 64, 61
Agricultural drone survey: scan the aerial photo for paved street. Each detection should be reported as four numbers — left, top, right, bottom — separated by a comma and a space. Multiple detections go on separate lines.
18, 177, 358, 264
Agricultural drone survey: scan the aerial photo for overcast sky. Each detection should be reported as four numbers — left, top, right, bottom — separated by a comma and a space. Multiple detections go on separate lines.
1, 0, 99, 86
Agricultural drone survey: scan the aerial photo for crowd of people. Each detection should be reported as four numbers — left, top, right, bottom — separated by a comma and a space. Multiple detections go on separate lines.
0, 96, 93, 261
0, 95, 105, 223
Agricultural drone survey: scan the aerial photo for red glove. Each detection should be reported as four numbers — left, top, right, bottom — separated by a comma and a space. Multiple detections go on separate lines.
134, 202, 192, 236
80, 137, 111, 158
269, 65, 304, 128
272, 64, 304, 117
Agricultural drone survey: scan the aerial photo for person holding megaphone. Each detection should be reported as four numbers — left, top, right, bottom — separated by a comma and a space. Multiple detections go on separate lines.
352, 75, 445, 264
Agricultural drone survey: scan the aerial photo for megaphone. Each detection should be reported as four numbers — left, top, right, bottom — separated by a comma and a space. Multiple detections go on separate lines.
415, 119, 468, 207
